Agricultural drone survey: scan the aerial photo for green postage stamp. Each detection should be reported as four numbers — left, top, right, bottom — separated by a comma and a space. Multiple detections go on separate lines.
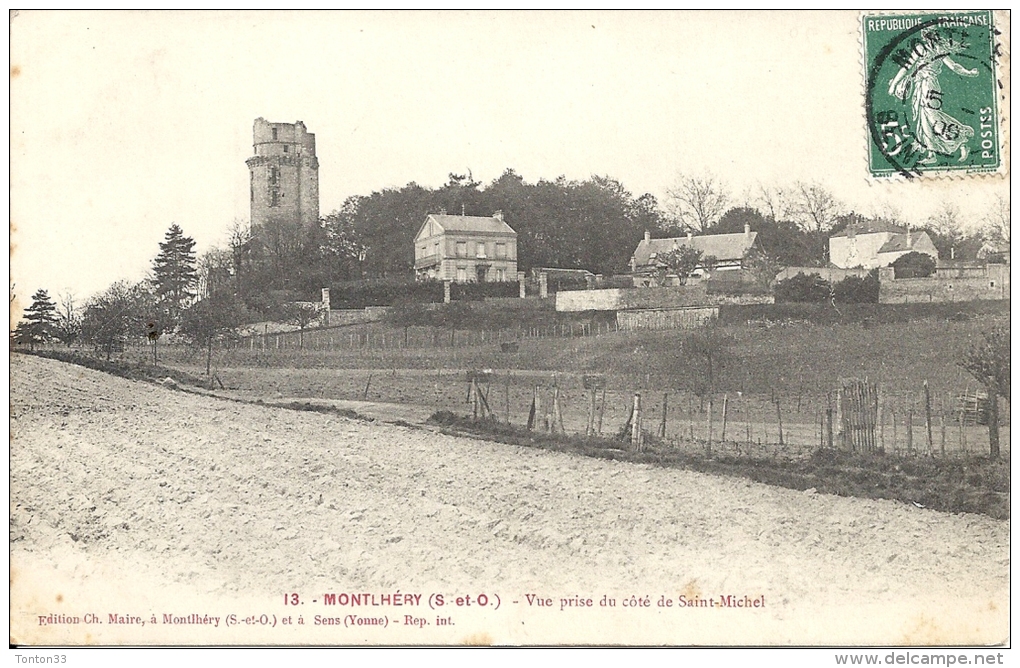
863, 11, 1003, 178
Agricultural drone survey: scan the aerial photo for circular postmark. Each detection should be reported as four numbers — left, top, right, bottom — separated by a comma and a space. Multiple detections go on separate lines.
864, 12, 1000, 178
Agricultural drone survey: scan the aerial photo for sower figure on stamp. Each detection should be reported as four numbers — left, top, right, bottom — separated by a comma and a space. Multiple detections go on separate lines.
887, 29, 978, 164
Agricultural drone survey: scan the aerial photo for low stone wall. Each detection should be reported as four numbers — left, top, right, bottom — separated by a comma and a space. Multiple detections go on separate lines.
324, 307, 389, 326
556, 286, 770, 311
616, 307, 719, 331
878, 265, 1010, 304
775, 267, 872, 283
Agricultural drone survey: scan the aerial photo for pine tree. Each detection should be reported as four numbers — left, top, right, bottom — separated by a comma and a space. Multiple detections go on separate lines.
20, 289, 58, 350
152, 224, 198, 326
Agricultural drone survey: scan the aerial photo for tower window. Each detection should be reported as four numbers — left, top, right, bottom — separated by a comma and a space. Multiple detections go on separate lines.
268, 166, 281, 207
272, 127, 278, 140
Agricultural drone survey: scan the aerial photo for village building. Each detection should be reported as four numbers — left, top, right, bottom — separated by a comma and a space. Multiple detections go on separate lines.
829, 220, 938, 269
413, 212, 518, 283
628, 224, 760, 284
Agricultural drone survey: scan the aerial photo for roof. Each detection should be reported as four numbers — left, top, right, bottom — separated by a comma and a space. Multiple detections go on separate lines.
831, 220, 905, 237
877, 231, 935, 254
631, 232, 759, 267
423, 214, 517, 236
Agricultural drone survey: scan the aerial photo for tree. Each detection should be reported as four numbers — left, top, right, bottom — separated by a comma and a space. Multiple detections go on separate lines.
659, 245, 703, 285
743, 248, 783, 291
982, 193, 1010, 247
774, 273, 831, 303
922, 199, 966, 260
660, 326, 734, 399
320, 209, 369, 284
19, 289, 59, 350
891, 251, 936, 278
959, 322, 1010, 458
53, 291, 82, 347
80, 281, 150, 359
792, 181, 842, 233
666, 172, 730, 233
179, 292, 250, 377
152, 223, 198, 326
276, 301, 322, 349
756, 183, 796, 223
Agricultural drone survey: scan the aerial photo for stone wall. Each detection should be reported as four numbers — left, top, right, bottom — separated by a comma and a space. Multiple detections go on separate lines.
616, 307, 719, 331
775, 267, 872, 283
556, 286, 771, 312
878, 265, 1010, 303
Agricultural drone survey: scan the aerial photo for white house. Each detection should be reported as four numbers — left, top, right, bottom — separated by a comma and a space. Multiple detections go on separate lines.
829, 221, 938, 269
413, 212, 518, 283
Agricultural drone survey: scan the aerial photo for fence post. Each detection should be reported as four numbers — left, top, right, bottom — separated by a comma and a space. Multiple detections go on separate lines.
587, 388, 596, 437
706, 397, 713, 455
774, 397, 784, 446
631, 393, 642, 451
720, 394, 728, 442
988, 388, 1000, 459
596, 387, 606, 436
878, 390, 885, 451
924, 380, 933, 455
659, 392, 669, 438
505, 372, 512, 425
940, 415, 946, 458
906, 409, 913, 454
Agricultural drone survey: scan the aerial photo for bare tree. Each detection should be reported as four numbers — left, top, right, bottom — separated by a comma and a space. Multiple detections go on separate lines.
792, 181, 842, 232
925, 201, 967, 259
959, 322, 1010, 458
666, 172, 730, 233
756, 183, 796, 222
982, 193, 1010, 246
54, 290, 81, 347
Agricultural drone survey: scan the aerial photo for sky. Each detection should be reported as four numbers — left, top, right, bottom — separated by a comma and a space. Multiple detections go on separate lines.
9, 10, 1010, 310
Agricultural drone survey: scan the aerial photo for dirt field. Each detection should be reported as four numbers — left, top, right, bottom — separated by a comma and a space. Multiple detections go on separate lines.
10, 354, 1009, 646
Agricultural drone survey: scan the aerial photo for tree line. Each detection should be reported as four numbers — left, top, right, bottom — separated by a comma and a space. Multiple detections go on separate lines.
13, 169, 1009, 358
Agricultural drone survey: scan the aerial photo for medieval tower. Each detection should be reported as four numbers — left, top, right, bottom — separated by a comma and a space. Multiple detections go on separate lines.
246, 118, 319, 240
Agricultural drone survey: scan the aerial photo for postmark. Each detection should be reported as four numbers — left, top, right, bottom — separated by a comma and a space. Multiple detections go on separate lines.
863, 11, 1002, 178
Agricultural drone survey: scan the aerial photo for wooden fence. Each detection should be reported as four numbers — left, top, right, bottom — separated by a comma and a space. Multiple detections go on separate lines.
459, 375, 1006, 460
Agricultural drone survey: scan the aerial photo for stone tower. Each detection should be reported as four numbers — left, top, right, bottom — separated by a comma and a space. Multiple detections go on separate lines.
246, 118, 319, 239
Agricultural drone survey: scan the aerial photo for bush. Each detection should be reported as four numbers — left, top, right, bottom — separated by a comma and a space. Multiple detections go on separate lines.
330, 278, 444, 309
450, 281, 520, 301
892, 251, 936, 278
774, 273, 831, 303
833, 270, 879, 304
547, 276, 591, 293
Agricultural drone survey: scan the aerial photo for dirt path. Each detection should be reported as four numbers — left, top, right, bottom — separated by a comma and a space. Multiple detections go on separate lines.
10, 355, 1009, 646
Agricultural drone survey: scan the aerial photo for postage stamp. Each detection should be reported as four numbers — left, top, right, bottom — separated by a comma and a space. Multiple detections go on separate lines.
863, 10, 1002, 178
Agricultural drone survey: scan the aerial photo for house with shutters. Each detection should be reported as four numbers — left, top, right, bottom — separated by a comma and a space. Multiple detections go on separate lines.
413, 212, 518, 283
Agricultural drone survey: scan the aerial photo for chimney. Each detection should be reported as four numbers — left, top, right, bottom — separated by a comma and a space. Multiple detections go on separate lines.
644, 229, 650, 243
744, 222, 751, 239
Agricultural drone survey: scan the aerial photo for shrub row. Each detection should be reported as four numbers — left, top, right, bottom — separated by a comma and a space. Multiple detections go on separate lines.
329, 278, 523, 309
774, 270, 880, 304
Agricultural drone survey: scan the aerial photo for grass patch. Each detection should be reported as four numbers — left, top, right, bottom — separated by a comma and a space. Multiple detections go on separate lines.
429, 411, 1010, 520
25, 349, 209, 388
278, 401, 374, 422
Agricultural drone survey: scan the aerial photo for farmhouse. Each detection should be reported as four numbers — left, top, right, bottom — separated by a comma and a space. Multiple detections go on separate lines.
628, 224, 760, 283
414, 212, 518, 283
829, 220, 938, 269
